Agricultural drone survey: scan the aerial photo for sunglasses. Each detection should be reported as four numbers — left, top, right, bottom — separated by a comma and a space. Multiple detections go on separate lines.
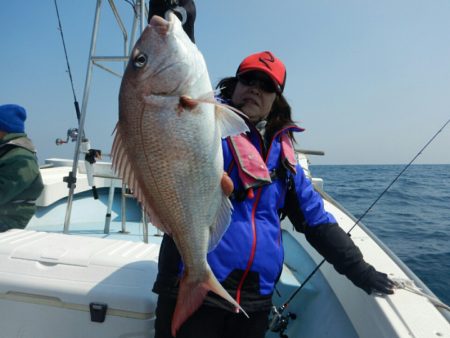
237, 72, 280, 93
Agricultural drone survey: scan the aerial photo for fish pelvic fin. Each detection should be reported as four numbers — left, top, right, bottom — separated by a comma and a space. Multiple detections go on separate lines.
208, 192, 232, 252
171, 269, 249, 337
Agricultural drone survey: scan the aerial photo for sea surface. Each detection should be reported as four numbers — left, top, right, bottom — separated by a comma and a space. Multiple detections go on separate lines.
310, 164, 450, 306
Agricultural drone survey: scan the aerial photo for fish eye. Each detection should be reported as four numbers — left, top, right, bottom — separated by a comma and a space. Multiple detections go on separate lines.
133, 53, 147, 68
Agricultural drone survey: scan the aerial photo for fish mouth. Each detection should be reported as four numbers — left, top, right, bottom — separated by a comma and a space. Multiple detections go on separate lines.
149, 14, 173, 36
149, 12, 184, 40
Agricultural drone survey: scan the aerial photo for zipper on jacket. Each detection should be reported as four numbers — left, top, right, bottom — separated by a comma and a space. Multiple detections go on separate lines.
234, 126, 302, 303
234, 128, 273, 303
235, 187, 263, 304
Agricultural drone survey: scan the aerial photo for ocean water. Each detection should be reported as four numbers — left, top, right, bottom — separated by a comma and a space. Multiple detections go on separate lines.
310, 164, 450, 306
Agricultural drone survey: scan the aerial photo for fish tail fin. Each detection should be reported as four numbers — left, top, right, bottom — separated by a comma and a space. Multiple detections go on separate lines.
204, 269, 248, 317
171, 269, 248, 336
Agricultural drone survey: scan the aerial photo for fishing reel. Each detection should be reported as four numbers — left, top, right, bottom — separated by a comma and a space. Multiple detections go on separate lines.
268, 305, 297, 338
56, 128, 79, 145
80, 140, 102, 200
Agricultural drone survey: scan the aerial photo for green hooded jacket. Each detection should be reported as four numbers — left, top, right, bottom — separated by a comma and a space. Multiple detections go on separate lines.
0, 133, 44, 230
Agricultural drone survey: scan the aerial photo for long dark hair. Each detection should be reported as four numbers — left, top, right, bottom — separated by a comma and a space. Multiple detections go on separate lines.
216, 77, 296, 142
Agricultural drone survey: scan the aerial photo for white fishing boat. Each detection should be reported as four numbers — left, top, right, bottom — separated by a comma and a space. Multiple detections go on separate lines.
0, 1, 449, 337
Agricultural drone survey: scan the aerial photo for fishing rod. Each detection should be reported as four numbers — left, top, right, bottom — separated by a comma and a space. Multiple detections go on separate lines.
54, 0, 81, 124
53, 0, 87, 233
54, 0, 103, 232
269, 118, 450, 337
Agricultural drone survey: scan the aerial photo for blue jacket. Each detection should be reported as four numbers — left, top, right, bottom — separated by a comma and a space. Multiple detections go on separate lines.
207, 122, 336, 302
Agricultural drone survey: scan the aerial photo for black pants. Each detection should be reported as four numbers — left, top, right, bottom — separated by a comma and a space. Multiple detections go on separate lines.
154, 295, 270, 338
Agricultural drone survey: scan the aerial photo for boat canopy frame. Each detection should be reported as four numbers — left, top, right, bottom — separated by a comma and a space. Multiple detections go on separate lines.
63, 0, 149, 239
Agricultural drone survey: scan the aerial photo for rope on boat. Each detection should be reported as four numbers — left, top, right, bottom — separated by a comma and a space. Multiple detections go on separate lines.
392, 278, 450, 311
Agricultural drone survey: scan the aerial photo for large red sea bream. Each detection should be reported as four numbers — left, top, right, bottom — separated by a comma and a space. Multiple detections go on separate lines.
112, 13, 249, 336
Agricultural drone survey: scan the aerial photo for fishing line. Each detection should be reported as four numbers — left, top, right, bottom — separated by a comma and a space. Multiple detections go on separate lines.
274, 118, 450, 324
344, 118, 450, 236
53, 0, 81, 123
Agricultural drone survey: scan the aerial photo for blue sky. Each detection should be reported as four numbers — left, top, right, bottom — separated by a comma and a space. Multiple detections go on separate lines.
1, 1, 449, 165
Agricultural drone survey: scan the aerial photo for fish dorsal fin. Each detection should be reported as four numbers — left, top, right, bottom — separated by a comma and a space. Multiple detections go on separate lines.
111, 124, 171, 235
208, 193, 233, 252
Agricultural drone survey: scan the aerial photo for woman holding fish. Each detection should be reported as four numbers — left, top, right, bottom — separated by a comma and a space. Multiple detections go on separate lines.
140, 1, 395, 337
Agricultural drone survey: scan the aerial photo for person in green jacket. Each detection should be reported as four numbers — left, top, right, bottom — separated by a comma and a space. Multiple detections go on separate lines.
0, 104, 44, 232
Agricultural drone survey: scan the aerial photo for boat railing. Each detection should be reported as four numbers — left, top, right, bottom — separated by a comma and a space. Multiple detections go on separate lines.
295, 148, 325, 191
79, 158, 151, 242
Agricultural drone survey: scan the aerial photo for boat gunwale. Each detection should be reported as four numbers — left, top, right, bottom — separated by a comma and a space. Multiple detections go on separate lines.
318, 188, 450, 322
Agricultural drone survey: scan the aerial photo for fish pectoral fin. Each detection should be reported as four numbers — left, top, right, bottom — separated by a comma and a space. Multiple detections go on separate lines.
175, 91, 249, 137
208, 193, 232, 252
214, 103, 249, 138
176, 92, 215, 113
192, 91, 249, 137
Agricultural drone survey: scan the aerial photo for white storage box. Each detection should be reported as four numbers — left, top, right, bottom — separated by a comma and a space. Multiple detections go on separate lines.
0, 230, 160, 338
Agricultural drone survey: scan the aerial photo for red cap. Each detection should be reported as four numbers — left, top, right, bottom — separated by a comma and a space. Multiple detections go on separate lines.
236, 51, 286, 93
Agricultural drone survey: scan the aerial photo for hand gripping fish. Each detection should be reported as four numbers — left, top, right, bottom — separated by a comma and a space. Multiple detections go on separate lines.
111, 13, 249, 336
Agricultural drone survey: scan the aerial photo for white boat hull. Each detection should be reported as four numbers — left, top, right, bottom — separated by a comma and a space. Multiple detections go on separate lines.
1, 160, 447, 338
